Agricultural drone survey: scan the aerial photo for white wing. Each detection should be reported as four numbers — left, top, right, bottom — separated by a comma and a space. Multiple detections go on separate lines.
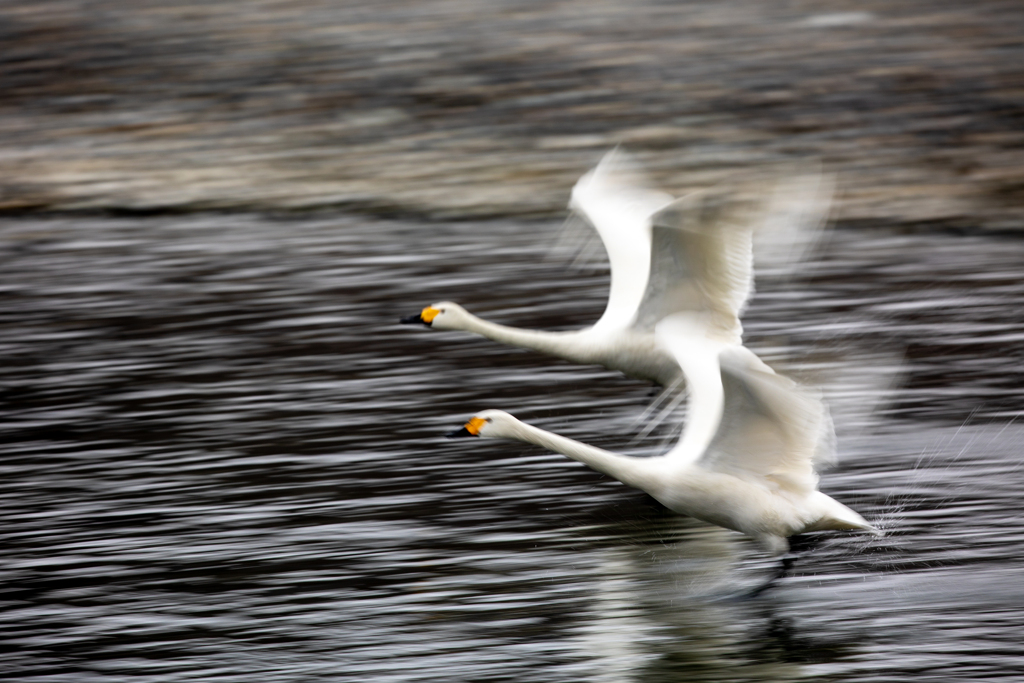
569, 150, 673, 332
654, 314, 729, 468
700, 345, 835, 494
632, 189, 757, 343
655, 315, 835, 491
634, 171, 833, 341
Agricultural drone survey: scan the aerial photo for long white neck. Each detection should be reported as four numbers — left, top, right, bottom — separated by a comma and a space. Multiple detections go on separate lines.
505, 420, 659, 494
455, 313, 598, 364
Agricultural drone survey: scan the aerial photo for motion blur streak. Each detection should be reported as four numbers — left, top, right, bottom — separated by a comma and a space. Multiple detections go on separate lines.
3, 0, 1024, 680
0, 1, 1022, 228
2, 215, 1024, 681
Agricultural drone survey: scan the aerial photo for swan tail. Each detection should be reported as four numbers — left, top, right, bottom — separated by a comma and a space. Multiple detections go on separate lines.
806, 492, 882, 535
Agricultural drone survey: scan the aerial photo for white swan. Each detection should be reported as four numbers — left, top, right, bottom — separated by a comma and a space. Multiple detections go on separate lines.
449, 314, 878, 555
402, 151, 831, 386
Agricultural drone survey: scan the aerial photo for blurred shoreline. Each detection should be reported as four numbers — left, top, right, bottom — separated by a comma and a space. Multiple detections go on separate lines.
1, 1, 1022, 230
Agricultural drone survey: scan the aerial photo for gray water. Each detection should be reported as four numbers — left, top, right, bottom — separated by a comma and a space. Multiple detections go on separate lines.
2, 215, 1023, 682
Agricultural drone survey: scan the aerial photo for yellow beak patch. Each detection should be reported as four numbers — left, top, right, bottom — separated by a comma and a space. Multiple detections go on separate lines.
464, 416, 487, 436
421, 306, 441, 323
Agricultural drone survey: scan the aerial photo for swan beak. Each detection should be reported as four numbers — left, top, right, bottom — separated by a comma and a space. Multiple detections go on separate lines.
446, 416, 485, 438
400, 306, 440, 326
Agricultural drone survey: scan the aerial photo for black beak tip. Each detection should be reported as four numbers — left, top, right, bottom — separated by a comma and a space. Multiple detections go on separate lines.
446, 427, 475, 439
400, 314, 429, 326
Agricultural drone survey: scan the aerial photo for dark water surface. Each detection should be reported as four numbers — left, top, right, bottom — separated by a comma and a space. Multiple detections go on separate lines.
2, 215, 1023, 681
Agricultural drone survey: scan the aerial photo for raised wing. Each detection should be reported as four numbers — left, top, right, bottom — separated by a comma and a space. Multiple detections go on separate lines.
654, 314, 729, 469
569, 150, 673, 332
633, 171, 833, 340
631, 189, 758, 343
698, 345, 836, 494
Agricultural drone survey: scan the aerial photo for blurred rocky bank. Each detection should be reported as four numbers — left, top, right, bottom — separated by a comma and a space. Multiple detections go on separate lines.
1, 0, 1022, 230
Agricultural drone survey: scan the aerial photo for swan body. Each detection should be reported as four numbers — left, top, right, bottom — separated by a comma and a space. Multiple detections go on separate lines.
450, 315, 877, 555
403, 150, 832, 386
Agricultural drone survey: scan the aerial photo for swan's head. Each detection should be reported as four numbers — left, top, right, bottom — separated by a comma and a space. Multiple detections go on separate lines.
446, 409, 520, 439
399, 301, 470, 330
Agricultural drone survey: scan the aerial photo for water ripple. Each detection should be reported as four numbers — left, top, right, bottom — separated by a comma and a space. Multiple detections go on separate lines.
2, 215, 1023, 681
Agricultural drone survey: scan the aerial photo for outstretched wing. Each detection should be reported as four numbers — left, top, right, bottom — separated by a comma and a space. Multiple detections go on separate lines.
698, 345, 835, 494
633, 171, 833, 341
631, 189, 757, 343
654, 314, 728, 468
569, 150, 673, 332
